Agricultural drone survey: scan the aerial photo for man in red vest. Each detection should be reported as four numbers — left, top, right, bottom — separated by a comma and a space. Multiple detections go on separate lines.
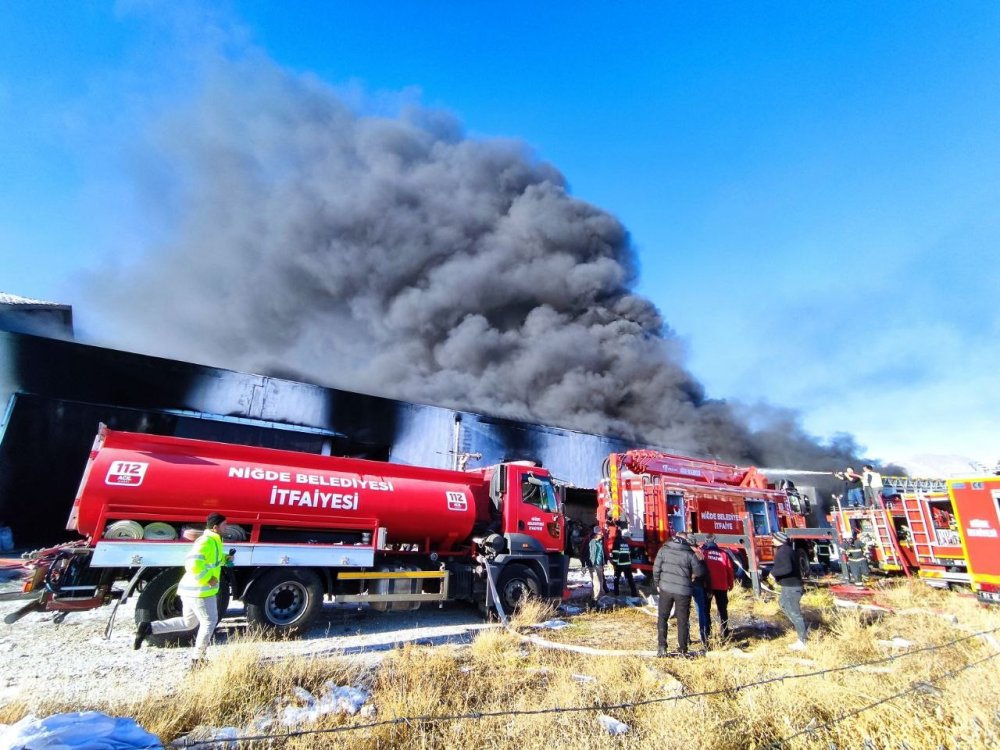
701, 533, 735, 639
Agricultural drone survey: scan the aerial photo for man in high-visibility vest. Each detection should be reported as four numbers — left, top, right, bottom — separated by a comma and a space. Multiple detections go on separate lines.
134, 512, 231, 662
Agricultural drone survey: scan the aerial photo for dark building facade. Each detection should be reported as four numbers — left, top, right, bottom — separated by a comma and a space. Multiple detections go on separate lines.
0, 330, 627, 546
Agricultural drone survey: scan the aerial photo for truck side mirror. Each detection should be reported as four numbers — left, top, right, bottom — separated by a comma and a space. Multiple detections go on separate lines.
489, 465, 506, 511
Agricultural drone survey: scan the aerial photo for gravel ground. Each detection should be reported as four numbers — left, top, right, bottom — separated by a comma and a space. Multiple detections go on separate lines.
0, 569, 492, 707
0, 564, 602, 708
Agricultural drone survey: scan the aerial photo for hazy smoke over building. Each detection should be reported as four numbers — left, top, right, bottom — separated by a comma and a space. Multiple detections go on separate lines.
89, 59, 863, 469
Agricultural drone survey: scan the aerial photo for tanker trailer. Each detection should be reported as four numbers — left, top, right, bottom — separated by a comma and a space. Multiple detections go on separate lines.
8, 425, 568, 642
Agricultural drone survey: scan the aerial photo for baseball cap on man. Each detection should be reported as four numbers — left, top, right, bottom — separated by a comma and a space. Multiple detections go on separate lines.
772, 531, 789, 544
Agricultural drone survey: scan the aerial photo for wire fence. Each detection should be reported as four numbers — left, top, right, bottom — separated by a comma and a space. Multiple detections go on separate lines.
154, 624, 1000, 749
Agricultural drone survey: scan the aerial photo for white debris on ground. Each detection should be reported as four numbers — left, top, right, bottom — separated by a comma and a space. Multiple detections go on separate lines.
532, 619, 570, 630
0, 711, 163, 750
163, 682, 372, 748
596, 714, 630, 735
169, 726, 240, 749
254, 682, 370, 730
876, 637, 914, 649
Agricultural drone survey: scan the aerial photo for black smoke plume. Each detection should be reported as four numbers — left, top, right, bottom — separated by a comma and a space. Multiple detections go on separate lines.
88, 60, 864, 470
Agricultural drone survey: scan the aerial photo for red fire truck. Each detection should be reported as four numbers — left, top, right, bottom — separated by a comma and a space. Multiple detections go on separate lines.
948, 475, 1000, 603
831, 477, 958, 579
6, 426, 567, 639
595, 450, 833, 592
831, 475, 1000, 603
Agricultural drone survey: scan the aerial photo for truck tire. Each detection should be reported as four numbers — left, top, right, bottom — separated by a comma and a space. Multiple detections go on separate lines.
245, 568, 323, 635
134, 569, 231, 647
495, 565, 540, 615
796, 547, 812, 581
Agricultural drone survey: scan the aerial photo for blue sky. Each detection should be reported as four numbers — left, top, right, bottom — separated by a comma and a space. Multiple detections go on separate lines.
1, 1, 998, 468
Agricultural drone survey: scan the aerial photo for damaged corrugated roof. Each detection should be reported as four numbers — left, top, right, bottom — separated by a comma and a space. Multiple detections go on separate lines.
0, 292, 66, 307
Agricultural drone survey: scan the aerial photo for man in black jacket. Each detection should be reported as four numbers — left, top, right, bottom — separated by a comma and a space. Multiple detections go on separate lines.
652, 531, 696, 656
770, 531, 808, 650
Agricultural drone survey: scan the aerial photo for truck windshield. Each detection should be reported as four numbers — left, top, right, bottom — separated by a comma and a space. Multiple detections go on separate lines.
522, 475, 559, 513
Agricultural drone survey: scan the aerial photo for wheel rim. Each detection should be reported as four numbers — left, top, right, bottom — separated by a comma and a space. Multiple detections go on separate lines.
502, 578, 531, 608
266, 581, 308, 625
158, 588, 182, 619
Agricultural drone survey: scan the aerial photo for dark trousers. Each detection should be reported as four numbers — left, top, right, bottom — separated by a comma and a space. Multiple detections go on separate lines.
847, 560, 866, 583
613, 565, 637, 596
657, 592, 691, 653
691, 586, 710, 646
707, 589, 730, 637
778, 584, 808, 642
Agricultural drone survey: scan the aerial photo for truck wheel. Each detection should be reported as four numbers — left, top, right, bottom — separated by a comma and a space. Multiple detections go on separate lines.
797, 548, 812, 581
245, 568, 323, 635
134, 569, 231, 647
496, 565, 540, 614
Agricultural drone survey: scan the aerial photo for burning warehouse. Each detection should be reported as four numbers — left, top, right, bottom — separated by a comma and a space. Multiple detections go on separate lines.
0, 322, 630, 548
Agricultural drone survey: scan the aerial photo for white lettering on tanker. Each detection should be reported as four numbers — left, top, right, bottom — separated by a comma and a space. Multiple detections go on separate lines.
269, 486, 360, 510
227, 465, 394, 491
227, 464, 398, 511
229, 466, 292, 482
106, 461, 148, 487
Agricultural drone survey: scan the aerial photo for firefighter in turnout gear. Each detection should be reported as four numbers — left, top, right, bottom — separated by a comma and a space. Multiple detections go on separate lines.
133, 512, 232, 662
611, 525, 638, 597
845, 532, 868, 584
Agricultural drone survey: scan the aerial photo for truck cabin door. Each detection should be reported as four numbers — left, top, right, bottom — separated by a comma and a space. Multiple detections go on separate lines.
504, 468, 563, 554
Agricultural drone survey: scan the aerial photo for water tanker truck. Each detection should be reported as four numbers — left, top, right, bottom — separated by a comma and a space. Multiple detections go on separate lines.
8, 425, 568, 641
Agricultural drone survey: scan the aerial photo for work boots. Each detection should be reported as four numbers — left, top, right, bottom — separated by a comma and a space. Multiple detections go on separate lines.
133, 621, 152, 650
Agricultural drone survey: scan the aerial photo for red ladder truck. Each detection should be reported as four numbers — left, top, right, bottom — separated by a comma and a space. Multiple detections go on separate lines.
831, 477, 966, 585
595, 450, 834, 594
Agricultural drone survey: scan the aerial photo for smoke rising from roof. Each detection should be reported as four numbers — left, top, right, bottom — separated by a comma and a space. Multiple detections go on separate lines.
88, 59, 863, 468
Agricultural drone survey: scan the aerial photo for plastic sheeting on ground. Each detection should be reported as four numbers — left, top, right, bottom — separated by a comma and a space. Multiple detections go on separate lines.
0, 711, 162, 750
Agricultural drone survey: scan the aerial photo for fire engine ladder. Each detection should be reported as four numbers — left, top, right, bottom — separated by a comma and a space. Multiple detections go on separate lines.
882, 476, 948, 493
901, 490, 935, 563
642, 475, 663, 549
867, 506, 901, 568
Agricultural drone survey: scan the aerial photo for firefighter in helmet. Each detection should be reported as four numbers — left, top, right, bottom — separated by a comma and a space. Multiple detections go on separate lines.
611, 523, 638, 597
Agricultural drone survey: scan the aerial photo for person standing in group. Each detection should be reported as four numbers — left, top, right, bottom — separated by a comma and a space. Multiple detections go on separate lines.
770, 531, 808, 650
689, 541, 711, 650
861, 465, 883, 509
652, 530, 696, 656
134, 512, 232, 663
702, 533, 735, 639
565, 520, 585, 565
587, 526, 608, 602
834, 468, 865, 508
845, 532, 868, 584
611, 525, 638, 597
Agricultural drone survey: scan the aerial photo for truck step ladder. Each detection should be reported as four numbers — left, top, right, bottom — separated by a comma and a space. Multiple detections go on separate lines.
643, 475, 663, 549
901, 490, 936, 563
868, 508, 901, 567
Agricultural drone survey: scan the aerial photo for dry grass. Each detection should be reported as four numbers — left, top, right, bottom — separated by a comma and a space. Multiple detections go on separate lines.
4, 581, 999, 749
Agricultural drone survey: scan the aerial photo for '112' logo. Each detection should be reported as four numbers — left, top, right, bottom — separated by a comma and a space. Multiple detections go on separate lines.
106, 461, 149, 487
